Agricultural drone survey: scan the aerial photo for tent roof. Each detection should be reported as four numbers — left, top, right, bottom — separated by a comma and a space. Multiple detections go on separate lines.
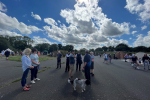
42, 50, 48, 52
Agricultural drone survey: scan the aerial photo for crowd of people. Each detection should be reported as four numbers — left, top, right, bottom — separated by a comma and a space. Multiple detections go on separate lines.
3, 48, 150, 91
56, 50, 95, 84
1, 49, 22, 60
124, 54, 150, 70
102, 53, 112, 64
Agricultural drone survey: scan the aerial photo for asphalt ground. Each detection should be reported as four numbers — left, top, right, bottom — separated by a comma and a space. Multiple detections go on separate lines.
0, 57, 150, 100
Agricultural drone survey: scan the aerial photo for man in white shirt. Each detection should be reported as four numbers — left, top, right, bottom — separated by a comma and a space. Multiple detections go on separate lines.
103, 53, 108, 64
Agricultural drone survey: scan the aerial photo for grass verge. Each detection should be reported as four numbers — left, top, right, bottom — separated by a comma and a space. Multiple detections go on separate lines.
9, 55, 56, 62
0, 66, 51, 89
61, 62, 65, 64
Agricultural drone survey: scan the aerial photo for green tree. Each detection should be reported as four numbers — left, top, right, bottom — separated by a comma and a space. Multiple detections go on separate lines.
102, 46, 108, 51
0, 37, 13, 51
58, 44, 62, 50
115, 43, 130, 51
49, 44, 58, 52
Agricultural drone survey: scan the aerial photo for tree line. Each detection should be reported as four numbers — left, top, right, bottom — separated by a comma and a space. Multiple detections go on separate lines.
0, 35, 150, 53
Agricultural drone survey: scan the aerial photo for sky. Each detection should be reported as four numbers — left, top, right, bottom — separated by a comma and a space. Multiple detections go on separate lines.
0, 0, 150, 50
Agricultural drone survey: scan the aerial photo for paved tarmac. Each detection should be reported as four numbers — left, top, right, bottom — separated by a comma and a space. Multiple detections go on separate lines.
1, 57, 150, 100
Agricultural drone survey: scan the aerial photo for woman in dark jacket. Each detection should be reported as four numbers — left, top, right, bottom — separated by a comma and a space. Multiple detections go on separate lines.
5, 50, 10, 60
142, 54, 150, 70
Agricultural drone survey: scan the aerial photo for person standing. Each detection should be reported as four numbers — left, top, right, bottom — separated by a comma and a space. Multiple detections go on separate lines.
76, 51, 82, 71
103, 53, 108, 64
90, 52, 94, 76
108, 54, 112, 63
142, 54, 150, 70
124, 54, 128, 62
21, 48, 34, 91
56, 51, 62, 69
69, 51, 76, 79
1, 50, 5, 58
5, 49, 10, 60
65, 51, 70, 72
30, 48, 40, 84
82, 50, 91, 82
149, 55, 150, 64
114, 53, 115, 59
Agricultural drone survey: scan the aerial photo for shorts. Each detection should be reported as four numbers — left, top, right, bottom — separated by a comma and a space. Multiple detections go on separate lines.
104, 58, 107, 61
139, 61, 141, 63
90, 62, 94, 69
5, 55, 9, 57
69, 64, 74, 71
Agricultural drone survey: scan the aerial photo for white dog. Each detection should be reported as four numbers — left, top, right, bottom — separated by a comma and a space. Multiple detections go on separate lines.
68, 78, 91, 92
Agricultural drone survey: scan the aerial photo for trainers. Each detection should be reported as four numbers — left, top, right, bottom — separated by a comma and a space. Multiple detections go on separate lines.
31, 80, 35, 84
36, 78, 40, 81
137, 67, 140, 69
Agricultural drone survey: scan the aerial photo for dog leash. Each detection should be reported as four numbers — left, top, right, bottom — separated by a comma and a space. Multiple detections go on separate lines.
81, 70, 85, 79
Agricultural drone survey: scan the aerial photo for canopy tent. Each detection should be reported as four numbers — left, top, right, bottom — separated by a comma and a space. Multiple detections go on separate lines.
115, 51, 125, 59
42, 50, 48, 55
5, 48, 12, 52
135, 52, 150, 59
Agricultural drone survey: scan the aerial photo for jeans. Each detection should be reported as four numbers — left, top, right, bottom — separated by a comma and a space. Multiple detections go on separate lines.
84, 66, 90, 81
65, 59, 69, 71
31, 66, 38, 80
21, 68, 30, 87
144, 61, 149, 69
57, 59, 61, 68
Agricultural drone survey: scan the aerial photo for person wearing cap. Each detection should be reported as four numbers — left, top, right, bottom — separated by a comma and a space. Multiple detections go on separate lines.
76, 51, 82, 71
65, 51, 70, 72
69, 50, 76, 79
90, 52, 94, 76
82, 50, 91, 82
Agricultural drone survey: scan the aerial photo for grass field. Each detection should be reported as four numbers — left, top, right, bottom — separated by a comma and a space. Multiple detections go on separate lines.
9, 55, 57, 62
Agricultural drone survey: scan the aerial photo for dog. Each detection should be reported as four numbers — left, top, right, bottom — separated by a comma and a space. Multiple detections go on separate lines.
68, 78, 91, 92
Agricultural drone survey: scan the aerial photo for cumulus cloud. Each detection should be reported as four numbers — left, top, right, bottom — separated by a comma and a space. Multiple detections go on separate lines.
31, 12, 42, 21
131, 24, 136, 28
148, 31, 150, 35
130, 38, 132, 39
132, 31, 137, 34
125, 0, 150, 22
133, 33, 150, 47
0, 2, 7, 12
58, 20, 61, 23
0, 30, 22, 36
141, 25, 147, 30
44, 18, 58, 26
104, 38, 129, 47
99, 19, 130, 37
32, 36, 53, 46
43, 0, 130, 49
0, 11, 42, 35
